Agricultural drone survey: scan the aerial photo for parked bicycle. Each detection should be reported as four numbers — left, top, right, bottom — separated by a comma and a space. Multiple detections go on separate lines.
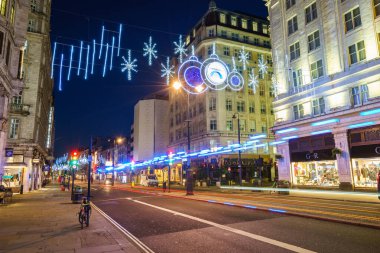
78, 197, 91, 229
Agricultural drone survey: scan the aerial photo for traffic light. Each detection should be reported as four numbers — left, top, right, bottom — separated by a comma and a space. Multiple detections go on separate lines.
70, 150, 78, 166
168, 152, 174, 166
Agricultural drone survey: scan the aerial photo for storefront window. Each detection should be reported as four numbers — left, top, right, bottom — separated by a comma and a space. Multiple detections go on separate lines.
352, 158, 380, 188
291, 161, 339, 186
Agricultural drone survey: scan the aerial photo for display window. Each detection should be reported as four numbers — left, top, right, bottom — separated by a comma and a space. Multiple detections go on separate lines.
291, 161, 339, 187
352, 158, 380, 188
2, 168, 22, 187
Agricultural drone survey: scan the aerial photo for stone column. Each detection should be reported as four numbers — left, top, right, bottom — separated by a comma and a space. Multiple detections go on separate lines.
333, 131, 353, 190
0, 90, 9, 178
276, 142, 292, 182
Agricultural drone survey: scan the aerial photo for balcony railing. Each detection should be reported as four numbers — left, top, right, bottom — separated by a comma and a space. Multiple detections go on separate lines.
10, 104, 30, 116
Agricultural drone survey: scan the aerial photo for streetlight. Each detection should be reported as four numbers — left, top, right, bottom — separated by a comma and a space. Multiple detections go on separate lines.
111, 137, 124, 186
232, 113, 242, 186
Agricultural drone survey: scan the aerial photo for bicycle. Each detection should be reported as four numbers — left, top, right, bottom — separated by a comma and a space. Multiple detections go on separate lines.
78, 202, 91, 229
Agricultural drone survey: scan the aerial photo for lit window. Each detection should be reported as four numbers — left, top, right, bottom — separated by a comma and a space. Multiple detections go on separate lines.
231, 16, 237, 26
310, 59, 323, 79
290, 41, 300, 61
226, 99, 232, 111
312, 97, 325, 116
292, 69, 303, 87
351, 85, 369, 106
12, 96, 22, 104
237, 101, 245, 112
259, 84, 265, 96
286, 0, 296, 10
210, 120, 217, 131
305, 2, 317, 24
10, 1, 15, 24
226, 120, 233, 131
308, 30, 320, 52
209, 97, 216, 111
344, 7, 361, 33
249, 101, 255, 113
9, 118, 20, 139
0, 0, 7, 16
242, 19, 247, 29
252, 21, 258, 31
348, 41, 366, 65
220, 13, 226, 24
262, 24, 268, 34
288, 16, 298, 36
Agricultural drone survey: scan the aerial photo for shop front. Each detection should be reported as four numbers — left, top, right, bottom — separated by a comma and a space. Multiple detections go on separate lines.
289, 134, 339, 187
349, 125, 380, 188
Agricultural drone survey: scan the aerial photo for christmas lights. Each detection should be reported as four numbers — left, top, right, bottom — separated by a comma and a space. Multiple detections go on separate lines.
143, 36, 157, 66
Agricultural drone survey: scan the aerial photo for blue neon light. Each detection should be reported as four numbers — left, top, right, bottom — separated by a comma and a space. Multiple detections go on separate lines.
118, 24, 122, 57
51, 42, 57, 78
77, 41, 83, 76
269, 208, 287, 213
360, 108, 380, 116
277, 128, 298, 134
103, 43, 109, 77
311, 130, 332, 135
91, 40, 96, 75
270, 141, 286, 146
250, 134, 267, 140
348, 121, 375, 129
99, 26, 105, 59
208, 200, 217, 203
311, 118, 340, 127
282, 136, 298, 140
254, 144, 267, 148
110, 36, 115, 71
244, 205, 257, 209
59, 54, 64, 91
85, 45, 90, 80
223, 202, 235, 206
67, 45, 74, 81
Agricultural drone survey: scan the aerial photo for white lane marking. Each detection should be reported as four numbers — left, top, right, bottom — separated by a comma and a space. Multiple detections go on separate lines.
132, 199, 316, 253
91, 203, 155, 253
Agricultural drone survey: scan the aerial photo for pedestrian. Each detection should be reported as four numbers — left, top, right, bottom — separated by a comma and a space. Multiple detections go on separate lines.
163, 181, 167, 192
67, 177, 70, 190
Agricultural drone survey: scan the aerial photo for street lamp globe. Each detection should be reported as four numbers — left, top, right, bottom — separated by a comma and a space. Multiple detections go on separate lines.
173, 81, 182, 90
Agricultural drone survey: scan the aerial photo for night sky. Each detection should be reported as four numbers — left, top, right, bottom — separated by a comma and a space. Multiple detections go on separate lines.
51, 0, 268, 156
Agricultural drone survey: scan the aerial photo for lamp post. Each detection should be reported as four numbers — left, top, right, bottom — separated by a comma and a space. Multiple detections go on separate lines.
233, 113, 242, 186
111, 137, 124, 186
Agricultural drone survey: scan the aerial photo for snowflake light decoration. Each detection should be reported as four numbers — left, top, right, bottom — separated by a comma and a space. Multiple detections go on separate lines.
174, 35, 187, 63
143, 36, 158, 66
248, 68, 259, 93
161, 57, 175, 85
121, 50, 138, 81
238, 46, 249, 70
271, 74, 279, 98
258, 58, 268, 76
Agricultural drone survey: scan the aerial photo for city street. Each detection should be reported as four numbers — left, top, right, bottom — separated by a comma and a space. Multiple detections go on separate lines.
90, 185, 380, 253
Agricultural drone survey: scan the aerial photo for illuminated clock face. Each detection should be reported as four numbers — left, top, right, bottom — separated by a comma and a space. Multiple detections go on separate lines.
205, 61, 228, 85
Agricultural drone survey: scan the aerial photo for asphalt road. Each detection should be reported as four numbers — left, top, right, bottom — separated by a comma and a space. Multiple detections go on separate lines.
91, 185, 380, 253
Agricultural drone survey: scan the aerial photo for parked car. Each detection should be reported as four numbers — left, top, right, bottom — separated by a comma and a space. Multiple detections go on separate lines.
140, 174, 159, 187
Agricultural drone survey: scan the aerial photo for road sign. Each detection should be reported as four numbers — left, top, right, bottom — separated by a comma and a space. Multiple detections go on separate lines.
5, 148, 13, 157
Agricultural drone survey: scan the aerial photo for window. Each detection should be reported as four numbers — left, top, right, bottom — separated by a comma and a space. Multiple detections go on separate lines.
221, 30, 227, 38
5, 40, 10, 65
305, 2, 317, 24
242, 19, 247, 29
375, 0, 380, 17
9, 118, 20, 139
209, 97, 216, 111
286, 0, 296, 9
12, 96, 21, 104
308, 30, 320, 52
240, 120, 246, 132
249, 120, 256, 133
288, 16, 298, 36
312, 97, 325, 116
259, 84, 265, 96
223, 46, 230, 56
344, 7, 361, 33
351, 85, 369, 106
262, 122, 267, 133
237, 101, 245, 112
31, 0, 38, 12
348, 41, 366, 65
226, 99, 232, 111
210, 120, 217, 131
10, 1, 15, 24
249, 101, 255, 113
243, 36, 249, 43
290, 42, 300, 61
0, 0, 7, 16
226, 120, 233, 131
258, 69, 264, 79
231, 33, 239, 41
252, 22, 258, 31
207, 45, 212, 56
261, 104, 266, 114
263, 40, 270, 48
262, 24, 268, 34
208, 29, 215, 37
310, 59, 323, 79
266, 55, 272, 65
28, 19, 36, 32
198, 102, 204, 114
292, 69, 303, 87
220, 13, 226, 23
293, 104, 304, 120
231, 16, 237, 26
0, 31, 4, 55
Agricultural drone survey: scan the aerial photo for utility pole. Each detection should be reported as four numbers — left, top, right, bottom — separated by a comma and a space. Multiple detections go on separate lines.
87, 136, 92, 201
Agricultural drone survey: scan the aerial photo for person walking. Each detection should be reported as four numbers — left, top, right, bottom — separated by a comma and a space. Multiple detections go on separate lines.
163, 181, 167, 192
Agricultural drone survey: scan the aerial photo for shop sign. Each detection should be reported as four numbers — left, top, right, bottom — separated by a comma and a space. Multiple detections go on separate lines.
290, 149, 333, 162
351, 144, 380, 158
32, 158, 40, 163
223, 158, 255, 167
43, 165, 50, 172
5, 148, 13, 157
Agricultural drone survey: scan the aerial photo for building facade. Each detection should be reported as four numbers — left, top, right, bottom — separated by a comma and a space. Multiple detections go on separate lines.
0, 0, 29, 187
267, 0, 380, 190
4, 0, 54, 193
168, 1, 275, 184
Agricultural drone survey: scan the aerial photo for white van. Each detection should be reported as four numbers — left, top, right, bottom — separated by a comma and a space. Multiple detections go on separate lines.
140, 174, 159, 187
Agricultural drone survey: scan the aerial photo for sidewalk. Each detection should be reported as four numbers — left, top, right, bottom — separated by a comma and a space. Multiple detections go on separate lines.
0, 184, 141, 253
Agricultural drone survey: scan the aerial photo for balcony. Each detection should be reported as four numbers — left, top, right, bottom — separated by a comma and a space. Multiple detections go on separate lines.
10, 104, 30, 116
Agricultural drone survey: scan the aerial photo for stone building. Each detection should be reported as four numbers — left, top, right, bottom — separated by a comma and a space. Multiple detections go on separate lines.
168, 1, 275, 184
0, 0, 29, 187
4, 0, 54, 193
267, 0, 380, 190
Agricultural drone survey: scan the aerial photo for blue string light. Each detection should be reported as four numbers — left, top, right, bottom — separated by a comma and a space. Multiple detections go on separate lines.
67, 45, 74, 81
59, 54, 64, 91
110, 36, 115, 71
77, 41, 83, 76
91, 40, 95, 75
50, 42, 57, 78
103, 43, 109, 77
99, 25, 105, 59
85, 45, 90, 80
118, 24, 122, 57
